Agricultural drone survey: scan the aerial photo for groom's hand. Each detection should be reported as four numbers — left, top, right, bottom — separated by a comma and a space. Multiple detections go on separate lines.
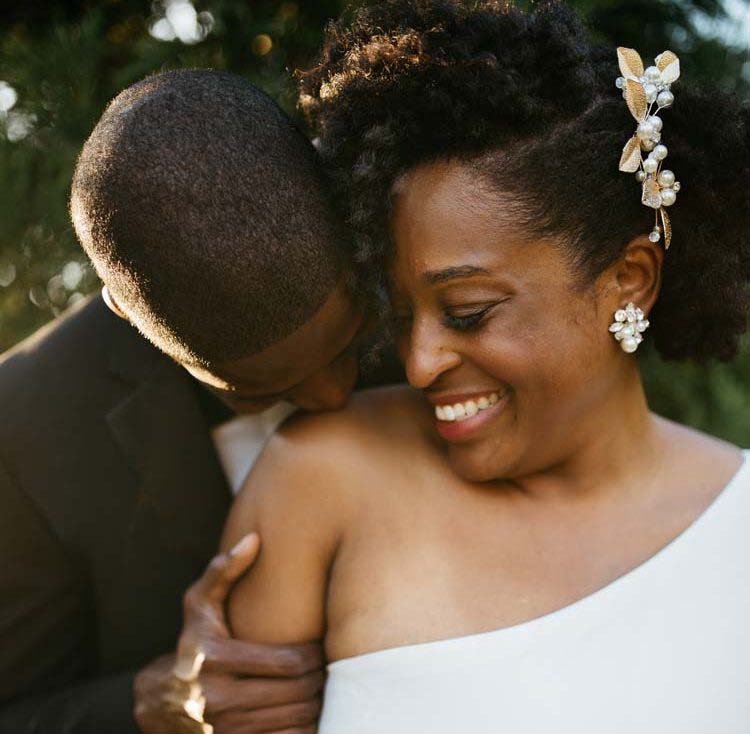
134, 534, 325, 734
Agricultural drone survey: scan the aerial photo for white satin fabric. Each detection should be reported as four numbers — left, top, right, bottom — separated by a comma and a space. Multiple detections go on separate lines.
211, 402, 295, 494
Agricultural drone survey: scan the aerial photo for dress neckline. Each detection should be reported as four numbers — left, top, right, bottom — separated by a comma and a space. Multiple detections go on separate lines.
328, 448, 749, 672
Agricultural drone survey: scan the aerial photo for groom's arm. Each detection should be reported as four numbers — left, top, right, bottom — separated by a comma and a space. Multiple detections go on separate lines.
134, 538, 325, 734
0, 460, 139, 734
0, 454, 324, 734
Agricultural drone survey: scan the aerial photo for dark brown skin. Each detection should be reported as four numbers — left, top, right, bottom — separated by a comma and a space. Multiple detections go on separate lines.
133, 534, 324, 734
222, 159, 742, 667
108, 277, 364, 415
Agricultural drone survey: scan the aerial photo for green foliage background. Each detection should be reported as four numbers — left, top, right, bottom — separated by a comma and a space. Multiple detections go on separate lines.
1, 0, 749, 441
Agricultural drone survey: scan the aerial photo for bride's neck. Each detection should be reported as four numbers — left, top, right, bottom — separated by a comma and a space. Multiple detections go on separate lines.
511, 366, 662, 502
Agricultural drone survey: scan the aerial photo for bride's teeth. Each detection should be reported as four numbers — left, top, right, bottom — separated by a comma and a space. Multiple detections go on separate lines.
435, 393, 504, 421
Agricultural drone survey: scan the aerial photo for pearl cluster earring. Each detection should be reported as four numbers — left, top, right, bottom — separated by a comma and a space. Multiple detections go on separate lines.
609, 303, 649, 353
616, 47, 681, 249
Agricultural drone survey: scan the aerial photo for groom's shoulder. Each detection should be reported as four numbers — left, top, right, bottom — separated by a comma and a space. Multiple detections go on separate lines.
0, 294, 160, 414
0, 295, 111, 388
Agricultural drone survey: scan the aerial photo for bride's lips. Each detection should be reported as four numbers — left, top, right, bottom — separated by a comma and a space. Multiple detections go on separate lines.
428, 390, 509, 443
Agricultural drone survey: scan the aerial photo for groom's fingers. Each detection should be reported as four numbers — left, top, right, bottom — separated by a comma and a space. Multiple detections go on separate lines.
185, 533, 262, 609
203, 669, 325, 712
172, 535, 325, 734
209, 697, 322, 734
202, 638, 324, 677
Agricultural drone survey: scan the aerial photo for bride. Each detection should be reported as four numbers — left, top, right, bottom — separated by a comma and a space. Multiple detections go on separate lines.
221, 1, 750, 730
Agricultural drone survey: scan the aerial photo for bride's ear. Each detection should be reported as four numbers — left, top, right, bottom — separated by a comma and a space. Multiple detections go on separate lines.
102, 286, 128, 321
612, 234, 664, 315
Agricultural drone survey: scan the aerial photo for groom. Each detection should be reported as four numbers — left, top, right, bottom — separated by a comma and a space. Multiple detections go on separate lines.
0, 70, 399, 733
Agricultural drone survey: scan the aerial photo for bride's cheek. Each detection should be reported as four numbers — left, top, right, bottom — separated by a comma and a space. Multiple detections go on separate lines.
470, 327, 532, 393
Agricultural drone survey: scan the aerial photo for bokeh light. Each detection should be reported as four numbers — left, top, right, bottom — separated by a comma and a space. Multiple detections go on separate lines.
0, 81, 36, 142
5, 111, 36, 142
148, 0, 215, 45
0, 82, 18, 113
0, 265, 17, 289
252, 33, 273, 56
61, 262, 84, 291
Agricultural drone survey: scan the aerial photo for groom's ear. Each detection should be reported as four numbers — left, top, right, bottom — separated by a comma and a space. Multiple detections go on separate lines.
102, 286, 128, 321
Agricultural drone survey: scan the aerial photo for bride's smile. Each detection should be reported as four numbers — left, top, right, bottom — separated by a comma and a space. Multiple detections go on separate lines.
389, 159, 639, 483
430, 390, 507, 442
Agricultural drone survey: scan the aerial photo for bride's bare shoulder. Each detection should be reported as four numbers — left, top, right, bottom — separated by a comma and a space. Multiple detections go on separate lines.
230, 385, 435, 529
276, 384, 435, 461
222, 388, 428, 645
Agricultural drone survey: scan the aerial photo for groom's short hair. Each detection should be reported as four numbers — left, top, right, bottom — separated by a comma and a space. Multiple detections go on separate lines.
71, 70, 346, 367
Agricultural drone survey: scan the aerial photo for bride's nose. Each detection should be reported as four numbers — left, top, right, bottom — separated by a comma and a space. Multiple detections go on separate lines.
403, 317, 461, 389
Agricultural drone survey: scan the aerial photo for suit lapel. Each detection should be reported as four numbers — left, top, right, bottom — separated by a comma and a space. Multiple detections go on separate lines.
102, 325, 232, 667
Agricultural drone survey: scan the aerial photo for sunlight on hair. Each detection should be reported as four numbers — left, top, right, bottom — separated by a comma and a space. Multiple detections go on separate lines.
148, 0, 214, 45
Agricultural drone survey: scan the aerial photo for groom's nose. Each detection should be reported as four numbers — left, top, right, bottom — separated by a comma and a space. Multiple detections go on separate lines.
290, 356, 358, 412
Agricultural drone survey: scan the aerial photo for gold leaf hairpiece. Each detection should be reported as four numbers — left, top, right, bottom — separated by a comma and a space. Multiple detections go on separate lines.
660, 208, 672, 247
617, 47, 644, 81
616, 47, 681, 250
655, 51, 680, 84
624, 79, 648, 122
619, 136, 641, 173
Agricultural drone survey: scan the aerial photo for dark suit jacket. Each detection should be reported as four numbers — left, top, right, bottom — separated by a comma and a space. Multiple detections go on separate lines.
0, 296, 234, 733
0, 295, 404, 734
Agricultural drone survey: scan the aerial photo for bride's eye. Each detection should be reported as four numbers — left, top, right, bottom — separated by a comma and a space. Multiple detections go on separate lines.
442, 305, 494, 332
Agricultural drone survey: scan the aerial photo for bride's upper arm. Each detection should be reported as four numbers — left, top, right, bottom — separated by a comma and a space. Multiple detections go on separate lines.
220, 415, 354, 646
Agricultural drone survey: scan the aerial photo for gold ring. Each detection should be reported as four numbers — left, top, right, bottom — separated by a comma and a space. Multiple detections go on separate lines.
173, 648, 206, 683
166, 648, 214, 734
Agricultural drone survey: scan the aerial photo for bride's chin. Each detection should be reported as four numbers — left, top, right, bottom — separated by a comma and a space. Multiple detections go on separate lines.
447, 444, 509, 484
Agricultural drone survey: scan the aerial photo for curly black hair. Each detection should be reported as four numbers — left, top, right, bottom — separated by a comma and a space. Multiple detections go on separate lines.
301, 0, 750, 361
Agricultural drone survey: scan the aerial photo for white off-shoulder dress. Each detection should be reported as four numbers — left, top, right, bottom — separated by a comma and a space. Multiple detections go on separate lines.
320, 451, 750, 733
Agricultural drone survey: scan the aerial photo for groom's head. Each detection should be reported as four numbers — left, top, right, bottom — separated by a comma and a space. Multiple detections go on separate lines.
71, 70, 361, 413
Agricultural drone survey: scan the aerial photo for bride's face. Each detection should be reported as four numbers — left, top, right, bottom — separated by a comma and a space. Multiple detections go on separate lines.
390, 160, 630, 482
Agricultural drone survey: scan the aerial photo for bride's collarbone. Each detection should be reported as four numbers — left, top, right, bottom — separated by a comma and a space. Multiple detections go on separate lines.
329, 485, 584, 655
327, 444, 745, 661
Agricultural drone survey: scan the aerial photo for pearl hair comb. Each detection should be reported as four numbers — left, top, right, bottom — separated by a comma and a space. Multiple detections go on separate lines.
616, 47, 681, 249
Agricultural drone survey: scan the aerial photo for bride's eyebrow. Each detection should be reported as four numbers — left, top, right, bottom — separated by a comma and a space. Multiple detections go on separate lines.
423, 265, 491, 285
